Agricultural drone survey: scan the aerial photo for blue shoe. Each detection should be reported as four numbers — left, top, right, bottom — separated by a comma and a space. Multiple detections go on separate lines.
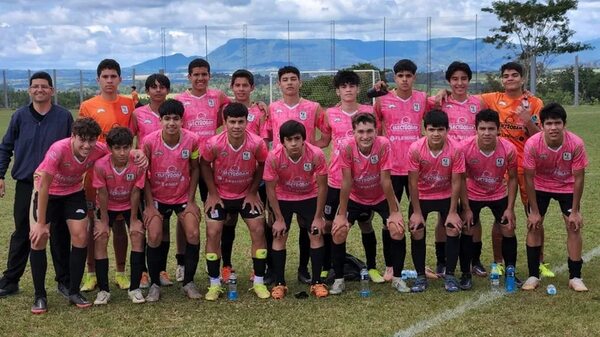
444, 275, 460, 292
411, 276, 428, 293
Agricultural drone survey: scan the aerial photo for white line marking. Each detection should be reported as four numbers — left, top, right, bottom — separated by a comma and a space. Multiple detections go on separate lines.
394, 245, 600, 337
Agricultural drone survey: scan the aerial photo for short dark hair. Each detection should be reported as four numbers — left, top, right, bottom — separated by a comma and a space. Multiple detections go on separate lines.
30, 71, 53, 87
97, 59, 121, 77
223, 102, 248, 120
475, 109, 500, 129
106, 127, 134, 148
231, 69, 254, 86
500, 62, 523, 77
423, 109, 449, 129
445, 61, 472, 81
279, 120, 306, 144
131, 86, 137, 90
351, 112, 377, 130
540, 102, 567, 124
393, 59, 417, 75
145, 73, 171, 91
333, 70, 360, 88
72, 117, 102, 139
188, 58, 211, 75
278, 66, 300, 80
158, 99, 184, 118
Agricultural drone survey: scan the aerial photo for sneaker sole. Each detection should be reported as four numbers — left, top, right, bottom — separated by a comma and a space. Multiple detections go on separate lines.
73, 303, 92, 309
31, 308, 47, 314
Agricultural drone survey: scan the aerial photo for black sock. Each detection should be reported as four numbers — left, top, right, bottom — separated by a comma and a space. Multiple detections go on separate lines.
322, 233, 332, 271
459, 234, 473, 274
160, 241, 170, 272
30, 249, 47, 298
206, 256, 220, 280
221, 225, 236, 268
502, 236, 517, 268
310, 246, 325, 284
129, 251, 144, 290
411, 237, 426, 276
95, 258, 110, 292
472, 241, 483, 265
382, 228, 392, 267
390, 237, 406, 277
147, 245, 162, 286
264, 223, 274, 271
435, 241, 446, 266
175, 253, 185, 266
299, 229, 310, 272
253, 256, 266, 278
183, 243, 199, 285
445, 235, 460, 276
568, 258, 583, 279
69, 246, 87, 295
526, 245, 541, 278
361, 231, 377, 270
271, 249, 287, 285
332, 242, 346, 279
141, 238, 148, 273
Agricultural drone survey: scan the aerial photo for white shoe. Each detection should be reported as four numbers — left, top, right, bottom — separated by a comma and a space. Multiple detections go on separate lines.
182, 282, 202, 299
568, 277, 589, 292
128, 289, 146, 304
329, 278, 345, 295
160, 271, 174, 286
176, 265, 185, 282
521, 276, 540, 291
146, 284, 161, 302
93, 290, 111, 305
391, 277, 410, 293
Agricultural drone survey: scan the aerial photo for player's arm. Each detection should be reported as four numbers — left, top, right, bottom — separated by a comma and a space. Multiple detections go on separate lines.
408, 170, 424, 229
524, 168, 541, 229
311, 174, 328, 234
446, 172, 463, 230
333, 167, 352, 235
314, 105, 331, 148
569, 168, 585, 231
142, 144, 159, 224
200, 156, 223, 213
243, 161, 265, 213
30, 172, 53, 244
503, 166, 518, 229
460, 173, 473, 228
130, 187, 142, 226
516, 103, 540, 136
265, 179, 286, 238
382, 169, 404, 237
373, 99, 384, 136
0, 114, 18, 198
95, 186, 110, 239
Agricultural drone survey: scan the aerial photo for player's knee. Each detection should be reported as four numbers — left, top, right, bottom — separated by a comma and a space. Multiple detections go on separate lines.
147, 230, 162, 247
129, 230, 144, 246
332, 229, 348, 245
94, 232, 109, 245
31, 235, 49, 250
411, 227, 425, 240
71, 230, 88, 246
446, 227, 460, 237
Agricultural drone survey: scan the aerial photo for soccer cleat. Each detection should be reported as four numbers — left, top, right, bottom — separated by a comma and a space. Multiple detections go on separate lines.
424, 266, 439, 279
539, 263, 555, 278
69, 292, 92, 308
270, 284, 288, 299
115, 273, 130, 290
57, 283, 69, 299
435, 264, 446, 277
568, 278, 589, 292
221, 266, 233, 283
310, 283, 329, 298
329, 279, 345, 295
444, 275, 460, 292
146, 284, 161, 302
80, 273, 97, 292
139, 272, 150, 289
297, 268, 312, 285
31, 296, 48, 314
128, 289, 146, 304
93, 290, 111, 305
411, 276, 428, 293
496, 263, 505, 276
459, 274, 473, 290
471, 263, 488, 277
521, 276, 540, 291
368, 269, 385, 284
205, 285, 224, 301
383, 266, 394, 282
175, 265, 185, 282
0, 282, 19, 298
391, 277, 410, 293
250, 283, 271, 299
182, 282, 202, 299
263, 269, 275, 285
160, 271, 173, 286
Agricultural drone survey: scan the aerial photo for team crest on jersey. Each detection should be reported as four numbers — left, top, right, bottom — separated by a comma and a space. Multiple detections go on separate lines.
370, 155, 379, 164
121, 106, 129, 114
413, 103, 420, 112
182, 149, 190, 159
470, 105, 477, 113
496, 158, 505, 167
441, 157, 450, 167
334, 117, 341, 123
208, 99, 215, 108
126, 173, 135, 181
299, 111, 307, 121
247, 114, 255, 122
303, 163, 312, 171
242, 151, 251, 160
563, 152, 572, 161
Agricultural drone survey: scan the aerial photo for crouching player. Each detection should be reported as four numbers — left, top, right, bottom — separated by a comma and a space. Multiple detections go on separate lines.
92, 127, 146, 304
522, 103, 589, 291
331, 113, 406, 295
265, 120, 329, 299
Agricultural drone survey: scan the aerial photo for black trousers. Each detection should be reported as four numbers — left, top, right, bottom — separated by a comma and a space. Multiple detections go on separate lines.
1, 180, 70, 286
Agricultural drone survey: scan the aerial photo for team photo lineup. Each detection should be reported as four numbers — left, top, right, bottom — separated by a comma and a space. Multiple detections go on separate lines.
0, 56, 589, 315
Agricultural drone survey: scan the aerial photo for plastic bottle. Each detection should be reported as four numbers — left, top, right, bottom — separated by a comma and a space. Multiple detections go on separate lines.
547, 284, 557, 295
359, 268, 371, 298
228, 271, 238, 301
505, 265, 516, 293
490, 263, 500, 289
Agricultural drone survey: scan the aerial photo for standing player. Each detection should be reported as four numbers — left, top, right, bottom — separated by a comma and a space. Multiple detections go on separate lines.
407, 109, 464, 293
265, 120, 329, 299
79, 59, 135, 291
330, 113, 406, 295
522, 103, 588, 291
131, 86, 140, 108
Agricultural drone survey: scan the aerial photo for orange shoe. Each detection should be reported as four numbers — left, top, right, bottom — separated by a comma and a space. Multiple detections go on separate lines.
271, 284, 288, 300
139, 272, 150, 289
221, 266, 232, 282
310, 283, 329, 298
425, 266, 439, 279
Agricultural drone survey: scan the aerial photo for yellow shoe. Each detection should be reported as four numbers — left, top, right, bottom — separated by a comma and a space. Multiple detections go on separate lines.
368, 269, 385, 284
205, 285, 224, 301
115, 272, 130, 290
80, 273, 97, 292
250, 283, 270, 299
539, 263, 555, 278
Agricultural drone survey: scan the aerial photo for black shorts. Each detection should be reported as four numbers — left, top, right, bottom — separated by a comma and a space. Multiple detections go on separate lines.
206, 198, 262, 221
391, 175, 410, 202
323, 186, 340, 221
198, 178, 209, 203
533, 190, 573, 217
409, 198, 451, 224
155, 201, 187, 217
468, 197, 507, 225
32, 190, 87, 223
95, 209, 138, 227
270, 198, 317, 231
347, 199, 390, 227
225, 182, 268, 226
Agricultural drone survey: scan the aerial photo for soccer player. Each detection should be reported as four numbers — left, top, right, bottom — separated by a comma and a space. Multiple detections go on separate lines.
264, 120, 329, 299
459, 109, 518, 290
79, 59, 135, 291
201, 102, 270, 301
91, 127, 146, 305
374, 59, 434, 280
0, 71, 73, 298
142, 99, 202, 302
330, 113, 406, 295
522, 103, 588, 291
131, 86, 140, 108
319, 70, 383, 283
407, 109, 464, 293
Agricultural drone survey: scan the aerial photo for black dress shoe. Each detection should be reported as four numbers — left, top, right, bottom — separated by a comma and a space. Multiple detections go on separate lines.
31, 296, 48, 314
57, 283, 69, 299
297, 268, 312, 285
0, 282, 19, 297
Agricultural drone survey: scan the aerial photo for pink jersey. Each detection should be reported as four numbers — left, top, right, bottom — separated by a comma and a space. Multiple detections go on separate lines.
247, 104, 266, 137
131, 105, 161, 146
202, 131, 268, 200
461, 136, 517, 201
339, 136, 393, 205
176, 89, 230, 142
263, 142, 327, 201
523, 131, 588, 193
35, 138, 109, 196
266, 99, 320, 145
143, 129, 200, 205
408, 137, 465, 200
432, 95, 480, 142
92, 154, 146, 211
320, 105, 374, 188
376, 90, 430, 175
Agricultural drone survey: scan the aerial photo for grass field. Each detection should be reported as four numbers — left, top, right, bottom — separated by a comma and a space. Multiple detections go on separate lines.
0, 106, 598, 337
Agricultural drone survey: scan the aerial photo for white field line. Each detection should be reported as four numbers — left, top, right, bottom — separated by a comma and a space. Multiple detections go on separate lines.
393, 245, 600, 337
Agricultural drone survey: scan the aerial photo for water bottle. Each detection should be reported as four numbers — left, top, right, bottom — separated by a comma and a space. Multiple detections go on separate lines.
359, 268, 371, 298
505, 265, 516, 293
547, 284, 557, 295
228, 271, 238, 301
490, 263, 500, 289
401, 270, 408, 280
